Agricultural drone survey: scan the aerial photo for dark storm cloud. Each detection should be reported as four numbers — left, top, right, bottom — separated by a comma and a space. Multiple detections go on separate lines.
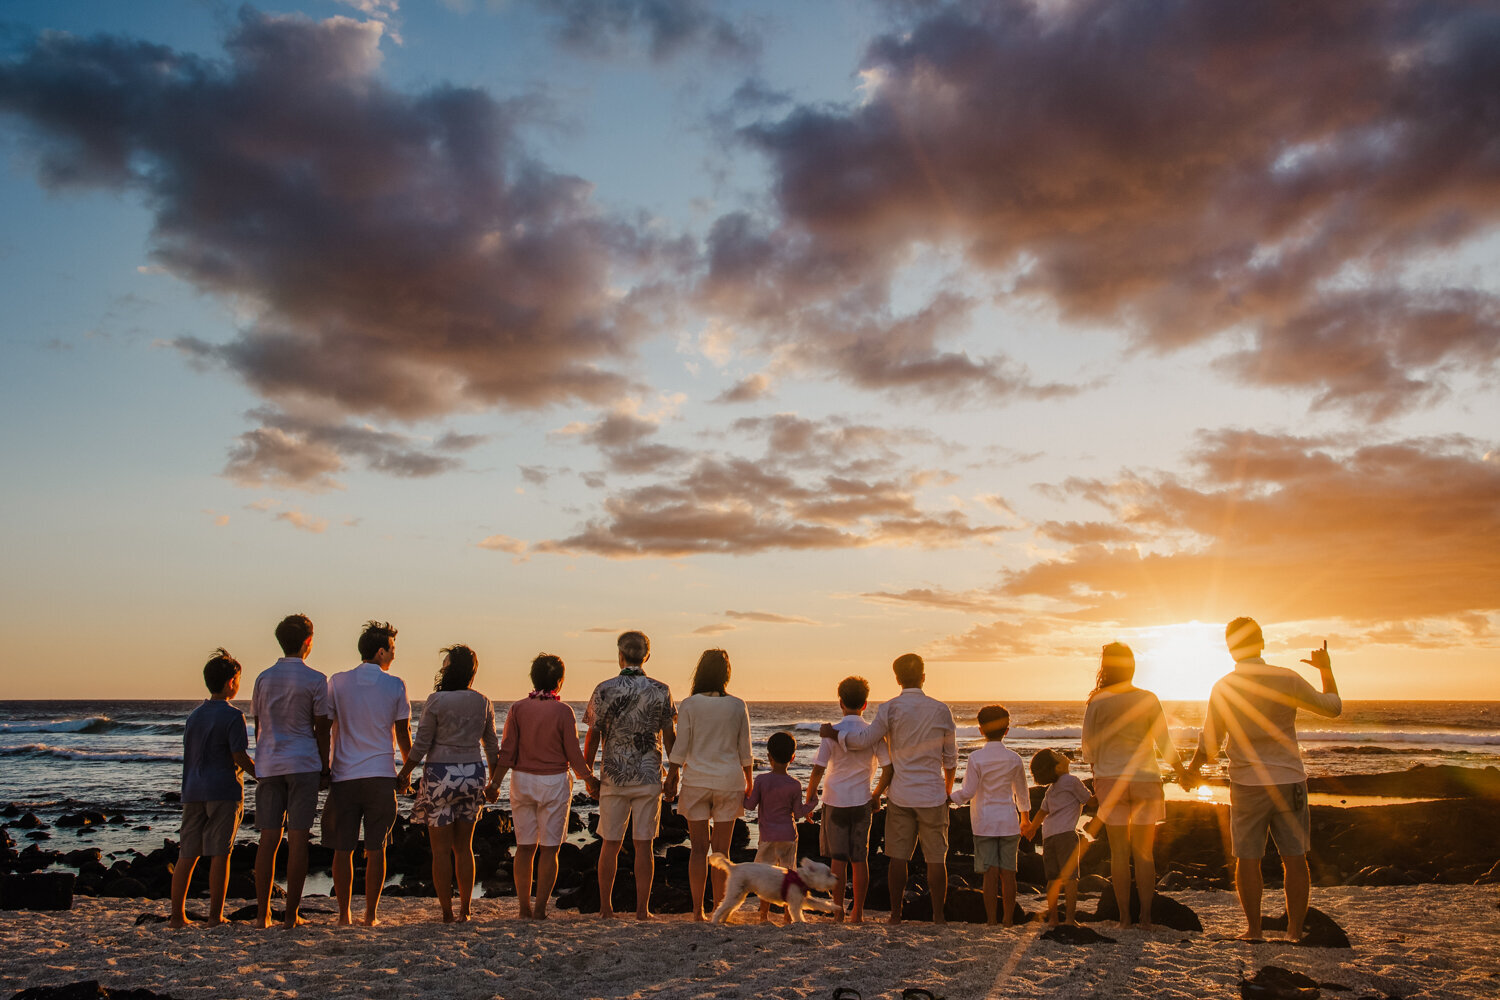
735, 0, 1500, 416
526, 0, 758, 62
0, 9, 683, 472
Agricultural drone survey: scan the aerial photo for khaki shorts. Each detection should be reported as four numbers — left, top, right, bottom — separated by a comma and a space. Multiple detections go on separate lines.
179, 799, 243, 858
322, 777, 398, 852
599, 782, 663, 842
820, 802, 873, 863
1093, 776, 1166, 826
677, 785, 744, 823
1230, 781, 1311, 859
255, 771, 321, 833
883, 803, 950, 861
510, 770, 573, 846
755, 840, 798, 868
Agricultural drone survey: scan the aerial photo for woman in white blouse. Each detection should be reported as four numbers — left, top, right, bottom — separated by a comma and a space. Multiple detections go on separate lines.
1081, 642, 1187, 930
666, 648, 753, 920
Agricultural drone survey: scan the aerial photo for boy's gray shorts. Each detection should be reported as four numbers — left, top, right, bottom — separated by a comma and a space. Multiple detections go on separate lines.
179, 799, 243, 858
1229, 780, 1310, 859
819, 802, 873, 862
256, 771, 321, 833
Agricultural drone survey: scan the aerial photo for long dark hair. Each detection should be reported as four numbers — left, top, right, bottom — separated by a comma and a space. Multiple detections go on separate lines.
435, 644, 478, 692
1089, 641, 1136, 700
691, 648, 731, 695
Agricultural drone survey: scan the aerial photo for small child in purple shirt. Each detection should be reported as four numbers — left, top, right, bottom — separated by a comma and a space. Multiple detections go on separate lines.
744, 731, 817, 923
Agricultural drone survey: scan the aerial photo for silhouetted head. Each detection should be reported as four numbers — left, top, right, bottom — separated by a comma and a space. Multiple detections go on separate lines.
358, 621, 397, 663
1226, 617, 1264, 660
617, 630, 650, 667
1093, 642, 1136, 693
767, 731, 796, 765
892, 653, 925, 688
837, 676, 870, 713
436, 644, 478, 692
692, 648, 731, 695
1030, 747, 1070, 785
275, 613, 314, 658
203, 647, 242, 696
978, 704, 1010, 741
530, 653, 565, 693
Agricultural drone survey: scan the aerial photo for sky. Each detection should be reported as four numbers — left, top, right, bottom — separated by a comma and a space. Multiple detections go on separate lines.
0, 0, 1496, 703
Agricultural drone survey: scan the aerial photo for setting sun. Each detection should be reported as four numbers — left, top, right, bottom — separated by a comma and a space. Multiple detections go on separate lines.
1124, 622, 1229, 701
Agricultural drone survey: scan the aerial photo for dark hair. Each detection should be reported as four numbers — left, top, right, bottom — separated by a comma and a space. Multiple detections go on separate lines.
358, 621, 398, 661
892, 653, 924, 688
691, 649, 731, 695
1226, 617, 1263, 658
618, 630, 650, 666
977, 704, 1010, 739
1030, 748, 1068, 786
1092, 642, 1136, 696
530, 653, 565, 693
435, 644, 478, 692
203, 648, 241, 694
275, 614, 314, 657
837, 676, 870, 711
766, 731, 796, 765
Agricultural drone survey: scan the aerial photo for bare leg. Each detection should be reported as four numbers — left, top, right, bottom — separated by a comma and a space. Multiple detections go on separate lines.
281, 830, 311, 929
831, 860, 847, 922
1130, 824, 1157, 930
363, 847, 387, 925
430, 823, 457, 922
709, 820, 734, 912
1063, 879, 1079, 925
1044, 878, 1062, 926
686, 819, 711, 920
999, 869, 1016, 928
452, 818, 476, 921
207, 854, 231, 925
332, 849, 354, 925
169, 855, 197, 928
886, 857, 907, 924
633, 838, 654, 921
1234, 857, 1264, 940
851, 860, 868, 923
928, 861, 948, 925
597, 839, 622, 919
254, 828, 282, 929
533, 846, 559, 919
982, 867, 999, 925
1282, 854, 1310, 941
514, 843, 537, 919
1106, 824, 1133, 928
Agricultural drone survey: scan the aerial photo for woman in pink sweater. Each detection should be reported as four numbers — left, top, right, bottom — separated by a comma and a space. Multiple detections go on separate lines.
490, 654, 599, 919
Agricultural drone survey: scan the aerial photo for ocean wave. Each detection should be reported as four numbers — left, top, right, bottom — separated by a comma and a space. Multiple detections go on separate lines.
1299, 729, 1500, 746
0, 716, 112, 734
0, 743, 182, 763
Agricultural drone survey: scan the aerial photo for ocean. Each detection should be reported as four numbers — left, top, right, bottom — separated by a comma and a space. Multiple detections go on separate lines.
4, 698, 1499, 858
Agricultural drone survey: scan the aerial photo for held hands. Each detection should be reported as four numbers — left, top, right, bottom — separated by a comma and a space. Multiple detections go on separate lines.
482, 782, 501, 804
1177, 764, 1200, 792
585, 775, 601, 799
1301, 640, 1332, 672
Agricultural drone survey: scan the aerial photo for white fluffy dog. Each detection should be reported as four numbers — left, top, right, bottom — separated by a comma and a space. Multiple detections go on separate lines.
707, 852, 841, 924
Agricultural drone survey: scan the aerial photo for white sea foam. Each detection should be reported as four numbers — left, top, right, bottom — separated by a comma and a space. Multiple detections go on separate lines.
0, 743, 181, 763
0, 716, 110, 734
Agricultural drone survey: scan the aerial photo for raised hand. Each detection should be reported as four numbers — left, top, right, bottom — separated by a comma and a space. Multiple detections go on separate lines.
1301, 640, 1331, 671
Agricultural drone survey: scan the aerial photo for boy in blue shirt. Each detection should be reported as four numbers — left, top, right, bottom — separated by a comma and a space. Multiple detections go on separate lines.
170, 648, 256, 928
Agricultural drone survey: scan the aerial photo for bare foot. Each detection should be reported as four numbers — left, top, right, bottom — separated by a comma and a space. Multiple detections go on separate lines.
850, 912, 863, 924
1236, 930, 1266, 942
168, 916, 191, 929
599, 910, 618, 920
1064, 918, 1080, 927
441, 911, 456, 924
1139, 921, 1154, 931
279, 912, 306, 930
1116, 919, 1133, 930
337, 914, 353, 926
455, 913, 471, 924
636, 912, 655, 922
253, 913, 272, 930
205, 917, 227, 927
533, 912, 548, 921
364, 916, 381, 927
888, 914, 903, 925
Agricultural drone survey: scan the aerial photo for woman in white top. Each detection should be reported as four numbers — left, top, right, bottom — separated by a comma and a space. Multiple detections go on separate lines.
395, 645, 499, 923
1080, 642, 1187, 930
666, 648, 753, 920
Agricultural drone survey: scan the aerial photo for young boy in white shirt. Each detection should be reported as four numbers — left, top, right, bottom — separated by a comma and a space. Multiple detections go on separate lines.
806, 676, 892, 922
1022, 748, 1095, 927
949, 705, 1029, 926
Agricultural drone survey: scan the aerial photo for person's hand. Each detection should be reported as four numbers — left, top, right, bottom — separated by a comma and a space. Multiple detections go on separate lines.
482, 782, 500, 803
818, 722, 839, 740
319, 770, 331, 791
662, 773, 679, 801
1178, 765, 1198, 792
1301, 640, 1331, 672
585, 775, 601, 799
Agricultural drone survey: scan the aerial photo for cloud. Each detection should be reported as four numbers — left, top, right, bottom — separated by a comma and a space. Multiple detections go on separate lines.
1035, 521, 1142, 546
924, 618, 1049, 661
476, 533, 527, 555
0, 9, 683, 472
555, 408, 690, 475
859, 587, 1008, 614
523, 0, 758, 62
732, 0, 1500, 416
1002, 430, 1500, 626
519, 465, 553, 486
224, 426, 345, 492
712, 373, 772, 404
724, 610, 817, 625
274, 509, 329, 533
692, 623, 736, 636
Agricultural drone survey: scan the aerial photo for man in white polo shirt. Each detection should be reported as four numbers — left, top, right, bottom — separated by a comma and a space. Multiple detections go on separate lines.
1187, 617, 1342, 942
823, 653, 957, 925
250, 612, 331, 929
324, 620, 411, 926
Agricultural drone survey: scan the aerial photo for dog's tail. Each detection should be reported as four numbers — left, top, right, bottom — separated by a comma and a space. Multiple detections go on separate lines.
707, 852, 732, 872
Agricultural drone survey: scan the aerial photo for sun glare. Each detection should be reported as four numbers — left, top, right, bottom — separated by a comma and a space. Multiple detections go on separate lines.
1125, 621, 1229, 701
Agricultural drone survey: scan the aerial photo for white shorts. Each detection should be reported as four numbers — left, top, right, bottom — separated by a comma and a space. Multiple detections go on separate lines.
599, 782, 663, 842
510, 771, 573, 847
677, 785, 744, 823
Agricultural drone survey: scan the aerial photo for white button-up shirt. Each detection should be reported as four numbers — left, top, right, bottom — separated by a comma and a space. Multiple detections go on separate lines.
813, 713, 891, 808
841, 688, 957, 809
1197, 657, 1343, 786
949, 740, 1030, 837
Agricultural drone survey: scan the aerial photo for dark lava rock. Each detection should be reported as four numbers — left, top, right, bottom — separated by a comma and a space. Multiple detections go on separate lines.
1262, 907, 1351, 949
1346, 865, 1419, 887
160, 792, 180, 803
1040, 923, 1117, 945
16, 812, 46, 830
15, 845, 60, 873
1088, 889, 1203, 931
101, 878, 150, 899
26, 832, 52, 842
57, 812, 108, 829
1308, 763, 1500, 800
11, 980, 175, 999
2, 803, 20, 818
1472, 859, 1500, 885
921, 887, 1028, 925
1, 872, 75, 911
63, 849, 103, 869
1239, 965, 1321, 999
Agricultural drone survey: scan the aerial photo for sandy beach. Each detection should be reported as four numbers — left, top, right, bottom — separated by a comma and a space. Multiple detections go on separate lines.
3, 886, 1498, 999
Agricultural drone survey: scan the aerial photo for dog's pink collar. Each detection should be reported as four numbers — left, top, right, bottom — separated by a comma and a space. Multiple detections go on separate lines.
780, 870, 807, 901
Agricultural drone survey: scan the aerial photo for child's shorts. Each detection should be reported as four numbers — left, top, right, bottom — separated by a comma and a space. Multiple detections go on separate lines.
755, 840, 798, 868
819, 802, 873, 863
973, 834, 1020, 874
179, 799, 243, 858
1042, 831, 1082, 881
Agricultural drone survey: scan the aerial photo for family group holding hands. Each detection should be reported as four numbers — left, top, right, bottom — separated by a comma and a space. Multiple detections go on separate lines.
172, 614, 1340, 944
